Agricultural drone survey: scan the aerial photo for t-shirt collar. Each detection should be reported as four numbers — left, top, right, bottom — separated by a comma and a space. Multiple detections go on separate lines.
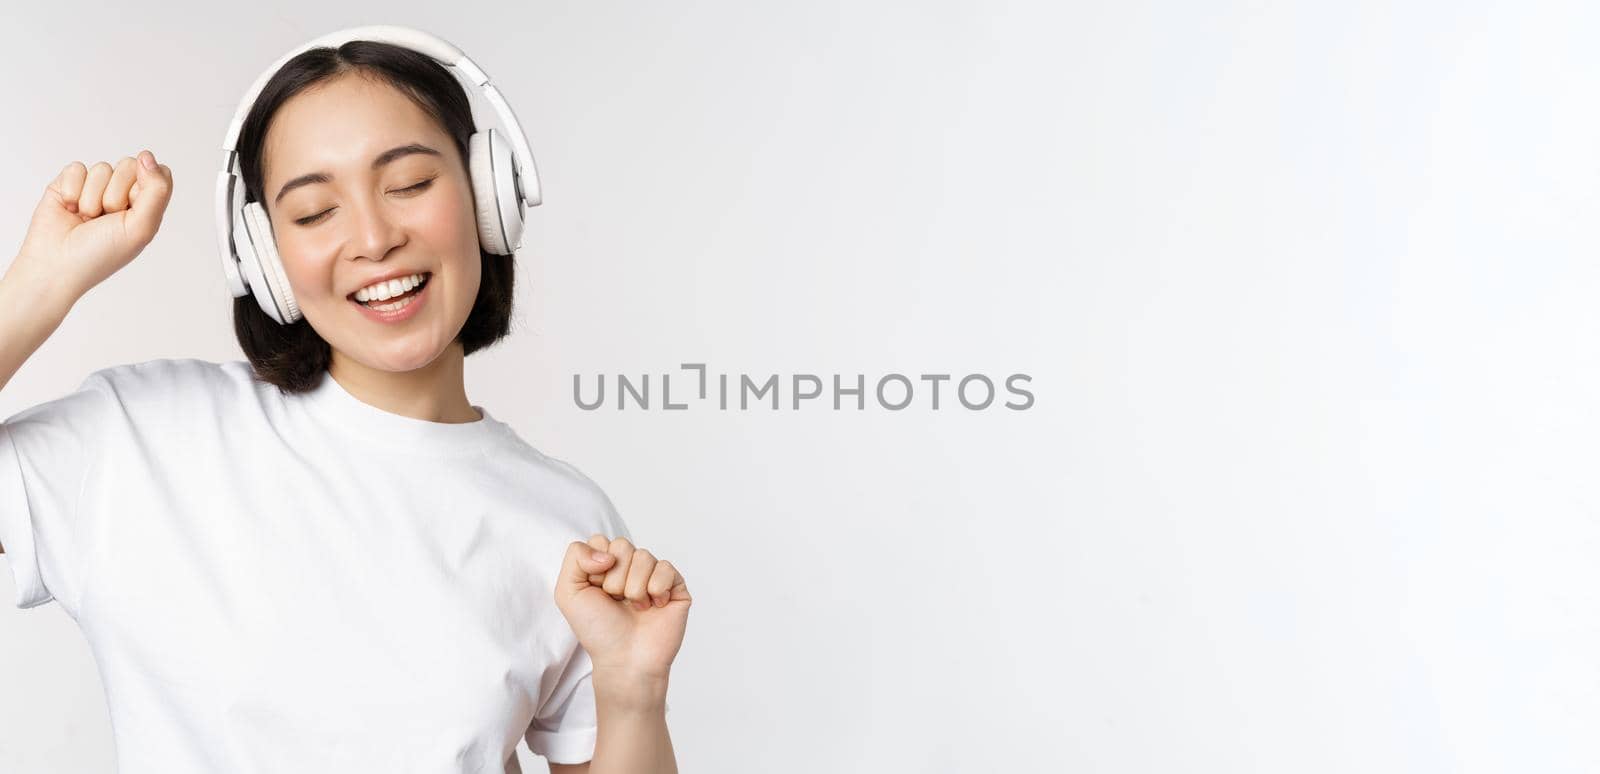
299, 368, 506, 456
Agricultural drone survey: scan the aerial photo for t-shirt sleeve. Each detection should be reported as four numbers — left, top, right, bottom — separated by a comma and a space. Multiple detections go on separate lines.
0, 369, 116, 611
524, 645, 601, 764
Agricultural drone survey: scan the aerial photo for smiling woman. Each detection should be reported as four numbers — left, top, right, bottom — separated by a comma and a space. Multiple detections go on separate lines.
0, 28, 685, 774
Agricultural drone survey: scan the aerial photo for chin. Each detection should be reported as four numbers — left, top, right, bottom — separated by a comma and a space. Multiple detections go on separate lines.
343, 337, 451, 373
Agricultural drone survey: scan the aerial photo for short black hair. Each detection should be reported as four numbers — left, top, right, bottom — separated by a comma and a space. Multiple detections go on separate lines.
231, 40, 514, 394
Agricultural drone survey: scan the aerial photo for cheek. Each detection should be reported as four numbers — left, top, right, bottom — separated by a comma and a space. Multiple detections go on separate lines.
423, 183, 481, 248
425, 187, 484, 285
274, 240, 334, 296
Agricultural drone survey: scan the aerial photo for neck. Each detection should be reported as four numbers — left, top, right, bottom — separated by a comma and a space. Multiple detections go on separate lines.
326, 342, 482, 424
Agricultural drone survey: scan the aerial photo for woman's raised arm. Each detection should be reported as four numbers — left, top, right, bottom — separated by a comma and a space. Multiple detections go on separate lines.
0, 151, 172, 395
0, 151, 173, 555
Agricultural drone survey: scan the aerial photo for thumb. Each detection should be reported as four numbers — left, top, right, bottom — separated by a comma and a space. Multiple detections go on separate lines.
559, 541, 615, 591
126, 150, 172, 243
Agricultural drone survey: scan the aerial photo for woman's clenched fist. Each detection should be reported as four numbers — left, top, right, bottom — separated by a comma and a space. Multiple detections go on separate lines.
9, 150, 173, 309
555, 534, 691, 682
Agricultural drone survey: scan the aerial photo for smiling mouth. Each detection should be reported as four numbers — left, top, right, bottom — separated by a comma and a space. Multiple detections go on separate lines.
349, 272, 432, 307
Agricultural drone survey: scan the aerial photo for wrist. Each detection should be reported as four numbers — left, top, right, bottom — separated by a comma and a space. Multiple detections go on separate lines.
0, 273, 74, 332
1, 264, 80, 321
592, 667, 670, 713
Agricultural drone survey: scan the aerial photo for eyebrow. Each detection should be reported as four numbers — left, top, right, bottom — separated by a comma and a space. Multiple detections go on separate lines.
273, 143, 443, 205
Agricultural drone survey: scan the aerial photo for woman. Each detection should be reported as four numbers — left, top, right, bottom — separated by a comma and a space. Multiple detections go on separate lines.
0, 37, 687, 773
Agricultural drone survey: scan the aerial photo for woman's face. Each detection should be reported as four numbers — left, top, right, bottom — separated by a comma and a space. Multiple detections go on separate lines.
259, 72, 482, 373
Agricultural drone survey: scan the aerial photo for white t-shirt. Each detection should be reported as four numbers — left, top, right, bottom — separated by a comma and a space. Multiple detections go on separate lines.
0, 358, 635, 772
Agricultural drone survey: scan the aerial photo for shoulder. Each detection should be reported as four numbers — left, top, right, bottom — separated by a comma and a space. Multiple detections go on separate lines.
1, 358, 257, 460
490, 432, 632, 541
81, 357, 262, 418
505, 435, 615, 509
86, 357, 267, 397
91, 356, 256, 384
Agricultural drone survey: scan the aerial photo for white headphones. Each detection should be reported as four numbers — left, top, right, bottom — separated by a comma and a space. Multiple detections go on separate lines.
215, 25, 542, 325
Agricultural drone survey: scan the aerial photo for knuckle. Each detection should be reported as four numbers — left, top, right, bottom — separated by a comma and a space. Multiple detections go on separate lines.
89, 161, 112, 173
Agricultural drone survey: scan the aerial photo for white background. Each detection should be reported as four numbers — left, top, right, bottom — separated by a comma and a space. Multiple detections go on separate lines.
1, 1, 1597, 772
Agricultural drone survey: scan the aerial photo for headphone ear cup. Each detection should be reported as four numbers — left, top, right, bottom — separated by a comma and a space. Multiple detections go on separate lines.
468, 129, 525, 255
232, 201, 281, 324
241, 202, 301, 324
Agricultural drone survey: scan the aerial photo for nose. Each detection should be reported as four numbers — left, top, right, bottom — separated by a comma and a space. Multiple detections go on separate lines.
345, 194, 407, 262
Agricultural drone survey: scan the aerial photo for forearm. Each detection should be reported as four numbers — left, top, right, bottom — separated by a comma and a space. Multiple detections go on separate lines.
0, 267, 77, 394
588, 670, 677, 774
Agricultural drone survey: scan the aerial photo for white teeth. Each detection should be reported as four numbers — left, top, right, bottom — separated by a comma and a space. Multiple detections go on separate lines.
354, 273, 425, 302
367, 294, 417, 313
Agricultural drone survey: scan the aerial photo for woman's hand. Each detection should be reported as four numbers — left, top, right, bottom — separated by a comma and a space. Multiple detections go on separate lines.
554, 535, 691, 681
9, 151, 174, 309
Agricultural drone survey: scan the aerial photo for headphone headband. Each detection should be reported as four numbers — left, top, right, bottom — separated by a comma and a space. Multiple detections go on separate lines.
214, 25, 541, 299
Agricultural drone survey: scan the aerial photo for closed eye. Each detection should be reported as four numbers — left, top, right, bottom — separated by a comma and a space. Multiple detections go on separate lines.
396, 178, 435, 195
294, 209, 332, 226
292, 178, 437, 226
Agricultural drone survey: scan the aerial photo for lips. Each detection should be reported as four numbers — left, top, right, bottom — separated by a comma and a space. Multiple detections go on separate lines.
350, 273, 431, 323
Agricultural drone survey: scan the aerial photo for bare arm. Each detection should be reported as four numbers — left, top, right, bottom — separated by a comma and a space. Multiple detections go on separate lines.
0, 150, 174, 556
2, 151, 171, 393
583, 670, 676, 774
2, 149, 172, 394
550, 541, 688, 774
0, 273, 77, 396
545, 671, 675, 774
